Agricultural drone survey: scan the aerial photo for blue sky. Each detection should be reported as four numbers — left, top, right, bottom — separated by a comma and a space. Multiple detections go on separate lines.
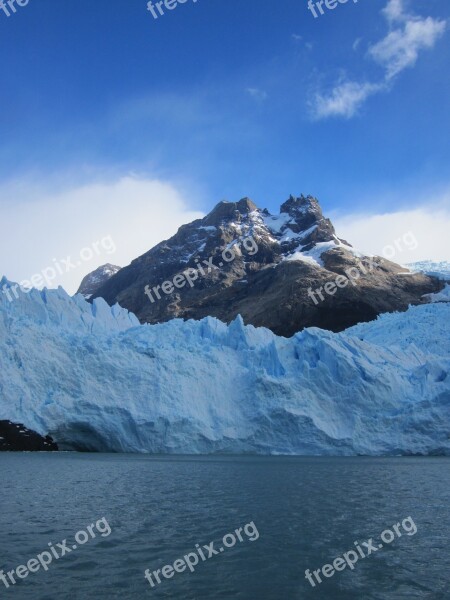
0, 0, 449, 290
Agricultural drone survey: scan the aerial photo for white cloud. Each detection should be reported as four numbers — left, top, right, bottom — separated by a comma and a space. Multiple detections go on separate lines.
334, 206, 450, 262
312, 81, 383, 120
369, 15, 447, 80
311, 0, 446, 120
0, 176, 204, 294
382, 0, 406, 23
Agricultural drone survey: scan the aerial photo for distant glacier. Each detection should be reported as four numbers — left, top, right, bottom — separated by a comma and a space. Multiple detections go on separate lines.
405, 260, 450, 281
0, 278, 449, 455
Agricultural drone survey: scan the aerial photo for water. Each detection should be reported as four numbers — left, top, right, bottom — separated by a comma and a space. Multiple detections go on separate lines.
0, 454, 449, 600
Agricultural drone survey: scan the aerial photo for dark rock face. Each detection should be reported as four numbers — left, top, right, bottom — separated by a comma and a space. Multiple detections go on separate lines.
278, 195, 349, 251
77, 264, 121, 299
0, 421, 58, 451
90, 195, 443, 336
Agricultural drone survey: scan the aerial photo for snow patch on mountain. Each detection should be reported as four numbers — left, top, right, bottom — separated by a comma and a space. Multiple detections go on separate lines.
284, 240, 365, 266
285, 240, 337, 265
77, 263, 122, 299
262, 211, 293, 234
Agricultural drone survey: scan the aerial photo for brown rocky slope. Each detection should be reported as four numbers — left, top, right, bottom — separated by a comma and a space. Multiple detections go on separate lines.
90, 195, 442, 337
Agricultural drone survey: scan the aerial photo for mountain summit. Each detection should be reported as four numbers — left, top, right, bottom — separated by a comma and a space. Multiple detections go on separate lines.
77, 263, 121, 299
89, 195, 442, 336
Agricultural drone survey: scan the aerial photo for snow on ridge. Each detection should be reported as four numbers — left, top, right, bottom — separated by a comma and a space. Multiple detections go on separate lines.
284, 240, 336, 265
261, 212, 322, 246
283, 239, 366, 265
262, 212, 293, 234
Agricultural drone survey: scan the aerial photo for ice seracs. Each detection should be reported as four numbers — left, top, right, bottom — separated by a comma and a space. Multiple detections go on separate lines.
0, 283, 449, 455
423, 284, 450, 303
405, 260, 450, 281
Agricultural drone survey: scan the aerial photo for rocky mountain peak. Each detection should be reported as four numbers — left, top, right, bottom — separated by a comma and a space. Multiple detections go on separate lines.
77, 263, 122, 299
279, 194, 325, 228
87, 192, 442, 336
272, 194, 342, 250
203, 198, 257, 226
280, 194, 319, 216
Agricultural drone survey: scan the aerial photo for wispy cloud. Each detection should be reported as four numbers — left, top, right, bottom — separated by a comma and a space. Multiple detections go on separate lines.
311, 0, 447, 120
352, 37, 362, 51
246, 87, 268, 102
292, 33, 313, 51
312, 81, 383, 120
369, 10, 446, 80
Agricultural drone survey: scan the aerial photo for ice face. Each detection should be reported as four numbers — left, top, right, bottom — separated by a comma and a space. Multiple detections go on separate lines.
1, 281, 449, 455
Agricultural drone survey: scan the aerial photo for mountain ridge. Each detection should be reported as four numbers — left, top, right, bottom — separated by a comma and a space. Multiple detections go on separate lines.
89, 194, 443, 336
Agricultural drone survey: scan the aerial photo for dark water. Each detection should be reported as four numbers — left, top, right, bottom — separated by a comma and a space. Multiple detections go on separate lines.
0, 454, 449, 599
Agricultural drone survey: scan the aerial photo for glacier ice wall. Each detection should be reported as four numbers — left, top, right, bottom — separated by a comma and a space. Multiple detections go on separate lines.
0, 279, 449, 455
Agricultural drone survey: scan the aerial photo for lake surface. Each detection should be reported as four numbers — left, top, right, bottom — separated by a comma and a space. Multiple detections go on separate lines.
0, 454, 449, 599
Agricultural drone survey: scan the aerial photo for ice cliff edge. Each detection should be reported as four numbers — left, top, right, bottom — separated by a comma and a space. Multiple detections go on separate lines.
1, 280, 449, 455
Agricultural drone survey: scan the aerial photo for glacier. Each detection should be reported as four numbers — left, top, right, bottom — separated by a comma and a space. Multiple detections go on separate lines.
405, 260, 450, 281
423, 284, 450, 303
0, 277, 449, 455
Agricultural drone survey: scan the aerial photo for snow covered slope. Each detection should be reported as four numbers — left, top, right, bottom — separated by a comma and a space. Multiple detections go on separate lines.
0, 279, 449, 455
77, 263, 122, 299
